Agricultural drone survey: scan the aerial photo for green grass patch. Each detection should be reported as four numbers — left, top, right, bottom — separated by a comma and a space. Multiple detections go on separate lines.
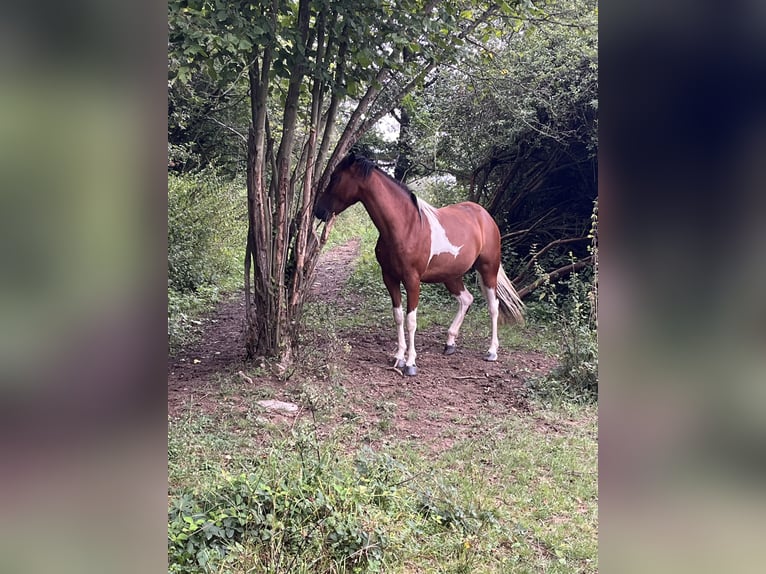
169, 406, 597, 573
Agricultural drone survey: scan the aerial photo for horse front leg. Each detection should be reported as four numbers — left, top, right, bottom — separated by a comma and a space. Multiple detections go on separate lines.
382, 273, 407, 369
402, 279, 421, 376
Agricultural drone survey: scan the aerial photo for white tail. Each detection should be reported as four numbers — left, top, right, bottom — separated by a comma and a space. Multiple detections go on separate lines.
496, 265, 525, 325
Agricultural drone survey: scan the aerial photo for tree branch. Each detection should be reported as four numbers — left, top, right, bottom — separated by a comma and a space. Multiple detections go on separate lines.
207, 116, 247, 143
513, 236, 590, 284
518, 257, 593, 299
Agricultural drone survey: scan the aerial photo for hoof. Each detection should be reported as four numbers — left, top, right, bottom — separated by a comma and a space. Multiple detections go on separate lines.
394, 358, 406, 369
484, 352, 497, 362
403, 365, 418, 376
443, 344, 457, 356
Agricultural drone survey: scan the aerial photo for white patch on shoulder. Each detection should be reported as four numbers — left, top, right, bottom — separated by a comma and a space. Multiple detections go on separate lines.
418, 199, 463, 263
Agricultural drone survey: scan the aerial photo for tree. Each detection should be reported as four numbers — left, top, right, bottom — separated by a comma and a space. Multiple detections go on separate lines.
405, 0, 598, 289
169, 0, 518, 364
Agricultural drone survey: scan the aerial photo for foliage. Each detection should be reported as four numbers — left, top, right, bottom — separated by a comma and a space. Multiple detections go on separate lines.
168, 171, 245, 350
168, 171, 244, 293
168, 468, 386, 573
168, 424, 507, 574
526, 253, 598, 403
413, 175, 469, 211
402, 0, 598, 284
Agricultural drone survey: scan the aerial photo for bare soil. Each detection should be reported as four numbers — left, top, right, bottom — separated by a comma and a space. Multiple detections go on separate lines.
168, 239, 559, 451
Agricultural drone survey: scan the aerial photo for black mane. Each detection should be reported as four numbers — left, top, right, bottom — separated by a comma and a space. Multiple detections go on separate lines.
341, 153, 418, 209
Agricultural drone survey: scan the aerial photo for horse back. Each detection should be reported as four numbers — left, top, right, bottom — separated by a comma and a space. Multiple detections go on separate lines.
435, 201, 501, 253
418, 201, 501, 282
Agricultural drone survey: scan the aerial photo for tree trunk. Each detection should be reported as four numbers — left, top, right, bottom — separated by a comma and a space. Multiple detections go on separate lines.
394, 106, 412, 182
245, 44, 274, 360
244, 0, 319, 365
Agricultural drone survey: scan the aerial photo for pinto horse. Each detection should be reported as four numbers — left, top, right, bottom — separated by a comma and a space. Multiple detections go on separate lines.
314, 153, 524, 376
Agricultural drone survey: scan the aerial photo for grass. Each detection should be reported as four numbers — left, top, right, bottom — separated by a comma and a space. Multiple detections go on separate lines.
169, 396, 597, 573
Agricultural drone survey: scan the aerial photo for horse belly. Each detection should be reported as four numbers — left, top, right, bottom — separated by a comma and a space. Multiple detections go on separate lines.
421, 251, 475, 283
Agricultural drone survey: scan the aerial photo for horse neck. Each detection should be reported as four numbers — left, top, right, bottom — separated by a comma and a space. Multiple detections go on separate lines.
357, 171, 422, 239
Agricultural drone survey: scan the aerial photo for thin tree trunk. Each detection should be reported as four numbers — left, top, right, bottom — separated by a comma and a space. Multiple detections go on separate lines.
245, 0, 279, 359
290, 8, 328, 311
269, 0, 310, 363
394, 106, 412, 181
245, 42, 274, 358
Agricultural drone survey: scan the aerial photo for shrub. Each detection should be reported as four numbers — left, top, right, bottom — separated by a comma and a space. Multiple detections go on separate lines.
529, 255, 598, 403
168, 171, 244, 294
167, 171, 245, 350
168, 437, 392, 574
167, 431, 498, 574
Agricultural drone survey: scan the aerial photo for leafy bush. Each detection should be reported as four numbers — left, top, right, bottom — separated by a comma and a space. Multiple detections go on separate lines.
528, 256, 598, 403
415, 176, 468, 208
168, 171, 244, 293
168, 437, 393, 574
168, 172, 244, 350
167, 429, 499, 574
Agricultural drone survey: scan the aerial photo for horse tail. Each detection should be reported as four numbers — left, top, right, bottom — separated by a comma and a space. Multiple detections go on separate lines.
496, 265, 525, 325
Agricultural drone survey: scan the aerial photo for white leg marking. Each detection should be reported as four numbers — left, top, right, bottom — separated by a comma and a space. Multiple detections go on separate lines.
393, 306, 406, 365
446, 289, 474, 347
484, 286, 500, 360
405, 308, 418, 367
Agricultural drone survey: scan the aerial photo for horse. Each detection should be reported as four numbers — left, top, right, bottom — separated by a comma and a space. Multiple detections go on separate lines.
314, 152, 524, 376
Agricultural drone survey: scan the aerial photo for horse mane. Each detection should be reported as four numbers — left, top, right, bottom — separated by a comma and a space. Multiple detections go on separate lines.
343, 153, 419, 210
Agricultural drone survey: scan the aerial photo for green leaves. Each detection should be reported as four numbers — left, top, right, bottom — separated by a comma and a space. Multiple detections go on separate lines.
168, 451, 393, 573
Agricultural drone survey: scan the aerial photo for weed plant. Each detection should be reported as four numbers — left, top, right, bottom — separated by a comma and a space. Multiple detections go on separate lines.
168, 424, 512, 574
526, 254, 598, 403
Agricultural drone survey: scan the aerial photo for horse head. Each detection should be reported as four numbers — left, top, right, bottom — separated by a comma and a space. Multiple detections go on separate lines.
314, 152, 363, 221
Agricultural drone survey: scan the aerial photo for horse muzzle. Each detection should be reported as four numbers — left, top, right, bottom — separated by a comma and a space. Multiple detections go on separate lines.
314, 205, 331, 222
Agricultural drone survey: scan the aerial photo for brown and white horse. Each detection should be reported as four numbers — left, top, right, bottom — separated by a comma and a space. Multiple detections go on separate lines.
314, 153, 524, 376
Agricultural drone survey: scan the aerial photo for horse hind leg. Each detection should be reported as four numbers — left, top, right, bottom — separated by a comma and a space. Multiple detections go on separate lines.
443, 278, 473, 356
477, 272, 500, 362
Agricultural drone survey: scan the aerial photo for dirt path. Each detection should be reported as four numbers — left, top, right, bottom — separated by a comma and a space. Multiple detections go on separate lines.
167, 238, 363, 404
168, 239, 558, 449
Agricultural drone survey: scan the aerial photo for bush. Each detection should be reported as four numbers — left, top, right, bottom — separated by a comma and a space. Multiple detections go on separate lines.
168, 438, 394, 574
168, 171, 245, 350
528, 256, 598, 403
168, 171, 244, 294
167, 428, 498, 574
